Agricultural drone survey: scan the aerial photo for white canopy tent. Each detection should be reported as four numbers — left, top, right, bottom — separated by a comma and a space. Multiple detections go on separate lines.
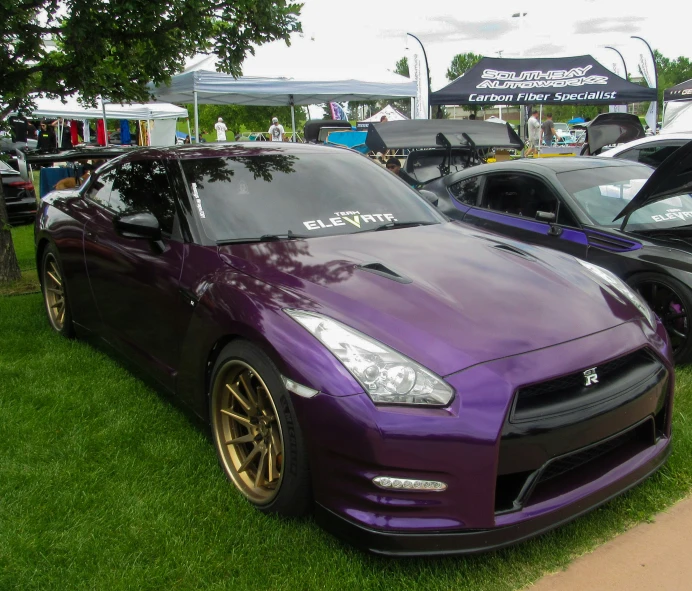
361, 104, 409, 123
150, 50, 417, 142
27, 96, 188, 146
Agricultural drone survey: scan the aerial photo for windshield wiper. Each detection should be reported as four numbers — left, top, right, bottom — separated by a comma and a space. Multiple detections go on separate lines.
372, 221, 437, 232
216, 230, 308, 245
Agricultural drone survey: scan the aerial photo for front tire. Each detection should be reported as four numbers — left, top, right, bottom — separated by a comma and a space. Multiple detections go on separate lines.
41, 243, 74, 337
209, 341, 311, 516
628, 272, 692, 364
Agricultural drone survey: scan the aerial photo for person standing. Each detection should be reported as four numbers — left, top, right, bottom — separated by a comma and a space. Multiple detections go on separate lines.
214, 117, 228, 142
268, 117, 285, 142
526, 110, 541, 156
36, 121, 56, 151
541, 113, 558, 147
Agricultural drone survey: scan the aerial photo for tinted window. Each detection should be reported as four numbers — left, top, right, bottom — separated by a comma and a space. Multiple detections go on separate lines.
86, 173, 113, 208
449, 177, 481, 205
637, 144, 683, 167
481, 173, 576, 226
106, 160, 176, 234
179, 152, 445, 241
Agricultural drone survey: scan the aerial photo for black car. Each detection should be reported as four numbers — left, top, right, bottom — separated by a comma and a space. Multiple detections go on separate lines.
1, 159, 37, 224
424, 142, 692, 363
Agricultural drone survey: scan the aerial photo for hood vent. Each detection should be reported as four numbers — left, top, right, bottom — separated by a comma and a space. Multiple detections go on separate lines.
492, 243, 536, 260
357, 262, 412, 284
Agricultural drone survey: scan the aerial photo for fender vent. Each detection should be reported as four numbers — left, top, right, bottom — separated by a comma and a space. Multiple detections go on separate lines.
357, 262, 412, 284
586, 232, 641, 252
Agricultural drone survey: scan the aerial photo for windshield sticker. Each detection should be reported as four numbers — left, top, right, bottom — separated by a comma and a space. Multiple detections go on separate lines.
238, 181, 249, 195
190, 183, 206, 219
651, 210, 692, 223
303, 211, 397, 231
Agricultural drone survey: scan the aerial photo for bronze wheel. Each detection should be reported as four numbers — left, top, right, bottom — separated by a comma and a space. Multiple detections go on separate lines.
211, 360, 284, 504
41, 244, 73, 337
209, 341, 311, 515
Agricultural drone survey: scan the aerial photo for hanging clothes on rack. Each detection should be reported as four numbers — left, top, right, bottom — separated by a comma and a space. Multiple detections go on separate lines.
96, 119, 106, 146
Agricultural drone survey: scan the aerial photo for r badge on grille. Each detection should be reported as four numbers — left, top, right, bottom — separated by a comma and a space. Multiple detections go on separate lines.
583, 367, 599, 386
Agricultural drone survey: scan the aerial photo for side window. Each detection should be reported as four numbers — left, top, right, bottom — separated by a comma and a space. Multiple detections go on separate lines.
449, 176, 481, 205
616, 148, 640, 163
85, 170, 115, 207
637, 144, 682, 168
483, 174, 570, 224
108, 160, 176, 235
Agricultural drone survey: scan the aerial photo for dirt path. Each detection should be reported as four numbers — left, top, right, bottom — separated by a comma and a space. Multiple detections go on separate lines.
525, 496, 692, 591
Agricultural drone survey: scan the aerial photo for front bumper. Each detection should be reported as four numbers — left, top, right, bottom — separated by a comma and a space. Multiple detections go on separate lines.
315, 436, 670, 556
292, 319, 674, 555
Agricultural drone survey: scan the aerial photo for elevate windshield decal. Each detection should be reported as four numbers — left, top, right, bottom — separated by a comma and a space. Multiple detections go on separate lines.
303, 211, 396, 231
651, 209, 692, 223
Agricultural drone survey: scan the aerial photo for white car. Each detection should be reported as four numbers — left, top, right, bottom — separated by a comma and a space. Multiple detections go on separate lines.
599, 132, 692, 168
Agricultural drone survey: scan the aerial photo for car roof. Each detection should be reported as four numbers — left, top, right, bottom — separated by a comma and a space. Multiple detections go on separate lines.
127, 142, 350, 161
600, 133, 692, 157
454, 156, 649, 176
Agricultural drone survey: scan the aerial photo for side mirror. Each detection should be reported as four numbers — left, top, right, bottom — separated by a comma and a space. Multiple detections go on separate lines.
114, 211, 162, 241
418, 189, 439, 207
535, 210, 556, 222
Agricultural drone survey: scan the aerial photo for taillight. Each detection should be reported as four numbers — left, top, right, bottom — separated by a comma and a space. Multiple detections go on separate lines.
7, 181, 34, 190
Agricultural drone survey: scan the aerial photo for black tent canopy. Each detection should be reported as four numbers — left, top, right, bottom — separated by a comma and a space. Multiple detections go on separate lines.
664, 79, 692, 101
430, 55, 657, 106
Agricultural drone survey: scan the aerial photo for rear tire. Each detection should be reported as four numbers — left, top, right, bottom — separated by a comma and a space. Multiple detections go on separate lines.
41, 243, 74, 338
628, 272, 692, 364
209, 340, 311, 516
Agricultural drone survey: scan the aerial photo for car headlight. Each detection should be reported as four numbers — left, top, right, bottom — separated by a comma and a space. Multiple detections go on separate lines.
285, 310, 455, 406
577, 260, 657, 329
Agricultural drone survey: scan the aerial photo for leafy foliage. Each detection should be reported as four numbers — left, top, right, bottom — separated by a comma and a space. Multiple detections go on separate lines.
189, 104, 306, 138
656, 50, 692, 107
446, 52, 483, 115
0, 0, 302, 118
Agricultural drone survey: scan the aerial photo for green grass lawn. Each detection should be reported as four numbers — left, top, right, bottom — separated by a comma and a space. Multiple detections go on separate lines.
1, 224, 691, 591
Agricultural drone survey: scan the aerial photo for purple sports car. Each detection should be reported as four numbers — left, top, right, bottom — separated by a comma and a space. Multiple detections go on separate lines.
35, 143, 673, 556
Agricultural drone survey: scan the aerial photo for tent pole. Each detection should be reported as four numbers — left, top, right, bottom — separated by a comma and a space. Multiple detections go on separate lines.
187, 118, 191, 143
290, 96, 296, 142
194, 91, 200, 144
101, 96, 109, 146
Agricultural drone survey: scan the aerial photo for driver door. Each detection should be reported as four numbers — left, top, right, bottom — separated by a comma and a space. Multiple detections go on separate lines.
460, 172, 589, 259
83, 158, 193, 390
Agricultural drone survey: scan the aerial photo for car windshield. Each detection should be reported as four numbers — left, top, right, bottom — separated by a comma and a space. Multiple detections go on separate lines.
558, 165, 692, 230
554, 123, 569, 131
179, 151, 445, 241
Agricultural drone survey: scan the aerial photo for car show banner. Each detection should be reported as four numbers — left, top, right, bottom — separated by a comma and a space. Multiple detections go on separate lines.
407, 36, 429, 119
329, 102, 349, 121
664, 78, 692, 101
430, 55, 657, 105
632, 36, 658, 131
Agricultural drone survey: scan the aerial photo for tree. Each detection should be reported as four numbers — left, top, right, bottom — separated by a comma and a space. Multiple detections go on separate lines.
446, 52, 483, 115
0, 0, 302, 283
348, 56, 413, 121
190, 104, 305, 139
655, 50, 692, 108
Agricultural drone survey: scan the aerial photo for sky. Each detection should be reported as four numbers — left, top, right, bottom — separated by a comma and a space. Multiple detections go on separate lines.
242, 0, 692, 91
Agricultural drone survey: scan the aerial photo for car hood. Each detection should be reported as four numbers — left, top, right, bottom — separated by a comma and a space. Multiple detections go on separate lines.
615, 139, 692, 222
584, 113, 645, 155
219, 223, 641, 376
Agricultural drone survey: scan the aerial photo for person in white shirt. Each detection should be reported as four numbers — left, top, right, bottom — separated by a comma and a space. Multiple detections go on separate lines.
526, 110, 541, 157
268, 117, 285, 142
214, 117, 228, 142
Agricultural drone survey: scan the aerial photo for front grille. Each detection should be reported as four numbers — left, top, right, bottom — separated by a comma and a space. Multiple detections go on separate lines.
494, 414, 660, 513
511, 349, 661, 423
